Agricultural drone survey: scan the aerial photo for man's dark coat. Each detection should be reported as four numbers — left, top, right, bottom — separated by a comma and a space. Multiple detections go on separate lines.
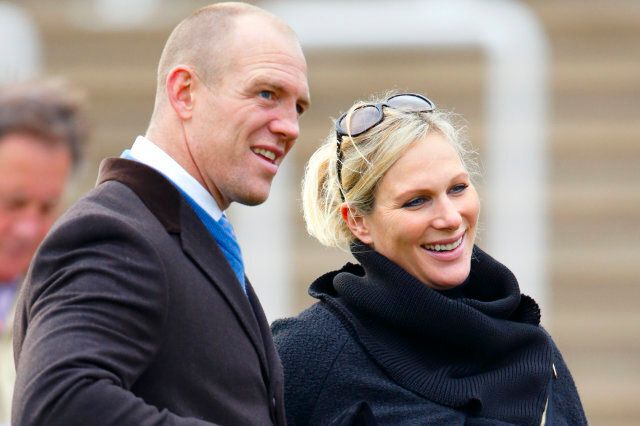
13, 158, 285, 425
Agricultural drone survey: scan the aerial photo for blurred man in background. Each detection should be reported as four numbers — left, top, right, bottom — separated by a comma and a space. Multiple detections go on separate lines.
0, 78, 87, 425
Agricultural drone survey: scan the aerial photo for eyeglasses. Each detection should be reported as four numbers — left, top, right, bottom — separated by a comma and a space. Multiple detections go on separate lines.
335, 93, 435, 200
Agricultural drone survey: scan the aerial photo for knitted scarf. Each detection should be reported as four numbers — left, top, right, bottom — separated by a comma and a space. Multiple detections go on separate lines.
310, 244, 553, 425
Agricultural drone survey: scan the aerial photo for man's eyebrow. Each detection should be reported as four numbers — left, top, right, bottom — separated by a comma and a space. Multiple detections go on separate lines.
247, 75, 282, 90
297, 95, 310, 111
249, 76, 310, 106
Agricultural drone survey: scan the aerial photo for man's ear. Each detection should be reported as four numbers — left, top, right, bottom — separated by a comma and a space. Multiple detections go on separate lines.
341, 203, 373, 245
166, 66, 196, 121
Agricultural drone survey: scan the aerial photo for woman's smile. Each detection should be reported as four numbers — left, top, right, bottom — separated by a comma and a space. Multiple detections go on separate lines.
354, 132, 480, 290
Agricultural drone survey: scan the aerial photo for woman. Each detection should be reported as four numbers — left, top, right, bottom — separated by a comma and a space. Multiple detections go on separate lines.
272, 93, 587, 425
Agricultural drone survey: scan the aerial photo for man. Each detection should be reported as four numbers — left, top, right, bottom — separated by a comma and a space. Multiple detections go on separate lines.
0, 79, 86, 426
13, 2, 309, 425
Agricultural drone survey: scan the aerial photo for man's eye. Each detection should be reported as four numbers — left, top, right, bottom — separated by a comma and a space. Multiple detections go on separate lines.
296, 104, 305, 115
0, 198, 27, 212
40, 202, 58, 216
259, 91, 273, 100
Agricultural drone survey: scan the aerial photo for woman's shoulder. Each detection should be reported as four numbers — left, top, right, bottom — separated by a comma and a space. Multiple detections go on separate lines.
272, 302, 356, 424
272, 301, 350, 360
272, 261, 364, 347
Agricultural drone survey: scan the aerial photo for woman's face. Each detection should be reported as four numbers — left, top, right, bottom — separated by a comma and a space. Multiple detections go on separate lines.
353, 132, 480, 289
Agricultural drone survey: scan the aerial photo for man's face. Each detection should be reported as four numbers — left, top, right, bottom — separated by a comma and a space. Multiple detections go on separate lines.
0, 133, 72, 282
187, 15, 310, 209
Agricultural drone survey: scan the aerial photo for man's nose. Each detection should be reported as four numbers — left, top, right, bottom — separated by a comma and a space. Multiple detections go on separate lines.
12, 210, 46, 242
270, 104, 300, 142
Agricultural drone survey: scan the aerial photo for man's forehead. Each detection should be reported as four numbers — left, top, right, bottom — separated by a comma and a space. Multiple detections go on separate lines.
227, 13, 300, 53
203, 11, 310, 104
232, 12, 293, 35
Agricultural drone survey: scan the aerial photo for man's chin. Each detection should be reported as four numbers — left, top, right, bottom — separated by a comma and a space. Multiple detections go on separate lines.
236, 190, 271, 207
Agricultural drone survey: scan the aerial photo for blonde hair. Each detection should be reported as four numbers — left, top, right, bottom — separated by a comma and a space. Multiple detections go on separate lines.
302, 93, 477, 251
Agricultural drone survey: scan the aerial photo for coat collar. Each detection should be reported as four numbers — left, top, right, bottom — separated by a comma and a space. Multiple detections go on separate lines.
96, 158, 272, 384
97, 158, 181, 233
310, 244, 551, 425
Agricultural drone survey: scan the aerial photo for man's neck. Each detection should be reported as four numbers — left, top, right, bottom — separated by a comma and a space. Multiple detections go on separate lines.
127, 136, 225, 221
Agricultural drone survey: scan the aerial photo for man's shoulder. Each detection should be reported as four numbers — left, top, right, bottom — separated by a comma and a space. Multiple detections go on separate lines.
82, 176, 149, 209
36, 179, 173, 271
49, 181, 149, 236
60, 179, 158, 229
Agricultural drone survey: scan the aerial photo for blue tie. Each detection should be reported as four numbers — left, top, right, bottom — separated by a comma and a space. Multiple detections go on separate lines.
120, 149, 247, 293
180, 192, 247, 294
216, 214, 247, 293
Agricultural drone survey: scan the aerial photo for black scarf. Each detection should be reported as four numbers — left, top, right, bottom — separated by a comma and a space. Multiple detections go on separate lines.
309, 244, 553, 425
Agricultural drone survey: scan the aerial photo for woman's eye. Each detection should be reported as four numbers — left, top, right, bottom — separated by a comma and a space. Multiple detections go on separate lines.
450, 183, 468, 194
403, 197, 426, 208
259, 90, 273, 100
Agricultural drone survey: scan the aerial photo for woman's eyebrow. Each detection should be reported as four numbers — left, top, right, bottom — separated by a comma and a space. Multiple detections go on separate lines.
392, 172, 470, 199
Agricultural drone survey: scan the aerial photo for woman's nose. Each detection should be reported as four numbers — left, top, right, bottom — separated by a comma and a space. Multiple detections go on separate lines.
432, 197, 463, 230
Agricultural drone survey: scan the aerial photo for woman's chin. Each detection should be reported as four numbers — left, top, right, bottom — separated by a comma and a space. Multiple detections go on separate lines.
415, 265, 471, 290
427, 279, 466, 291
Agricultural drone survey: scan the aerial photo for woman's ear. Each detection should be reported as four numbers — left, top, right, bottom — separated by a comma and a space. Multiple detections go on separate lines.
341, 203, 373, 245
166, 66, 195, 121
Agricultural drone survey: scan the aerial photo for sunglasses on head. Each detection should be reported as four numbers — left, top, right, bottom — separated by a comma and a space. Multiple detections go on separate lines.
335, 93, 436, 200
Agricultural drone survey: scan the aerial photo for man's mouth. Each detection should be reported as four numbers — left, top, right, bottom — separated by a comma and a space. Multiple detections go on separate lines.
422, 235, 464, 252
252, 147, 277, 163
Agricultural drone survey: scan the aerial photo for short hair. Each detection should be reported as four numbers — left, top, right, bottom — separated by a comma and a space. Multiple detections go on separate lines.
0, 78, 88, 168
155, 2, 294, 99
302, 92, 478, 251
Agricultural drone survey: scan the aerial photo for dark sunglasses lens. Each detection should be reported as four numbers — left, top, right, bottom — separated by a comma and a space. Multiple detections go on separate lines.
386, 94, 434, 112
339, 105, 382, 136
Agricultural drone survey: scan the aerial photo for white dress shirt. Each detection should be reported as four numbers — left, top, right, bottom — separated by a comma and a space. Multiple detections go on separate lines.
126, 136, 223, 221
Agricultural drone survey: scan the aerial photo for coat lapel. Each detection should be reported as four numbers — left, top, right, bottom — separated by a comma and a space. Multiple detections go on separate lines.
246, 283, 286, 424
178, 207, 269, 372
97, 158, 269, 376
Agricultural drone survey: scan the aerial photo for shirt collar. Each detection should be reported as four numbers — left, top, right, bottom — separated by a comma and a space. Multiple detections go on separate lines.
128, 136, 223, 221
